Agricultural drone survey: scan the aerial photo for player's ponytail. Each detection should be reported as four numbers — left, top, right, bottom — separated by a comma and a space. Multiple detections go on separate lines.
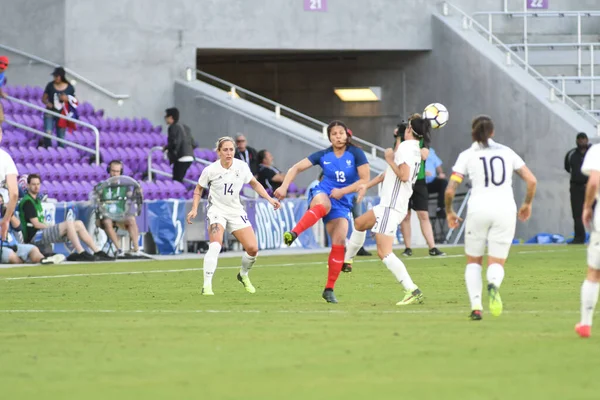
471, 115, 494, 148
408, 114, 431, 141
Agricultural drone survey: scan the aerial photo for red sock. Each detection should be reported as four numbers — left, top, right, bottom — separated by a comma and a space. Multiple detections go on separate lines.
292, 204, 327, 236
326, 245, 345, 289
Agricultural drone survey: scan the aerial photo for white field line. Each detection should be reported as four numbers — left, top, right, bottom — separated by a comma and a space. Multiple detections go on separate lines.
0, 248, 580, 282
0, 309, 579, 315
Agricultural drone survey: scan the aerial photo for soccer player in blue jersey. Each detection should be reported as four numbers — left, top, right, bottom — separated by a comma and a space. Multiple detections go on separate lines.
274, 121, 370, 303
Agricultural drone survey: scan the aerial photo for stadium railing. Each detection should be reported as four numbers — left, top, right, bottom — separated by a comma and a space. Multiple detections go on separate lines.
0, 43, 130, 104
190, 68, 387, 160
146, 145, 207, 186
441, 2, 600, 132
3, 95, 101, 165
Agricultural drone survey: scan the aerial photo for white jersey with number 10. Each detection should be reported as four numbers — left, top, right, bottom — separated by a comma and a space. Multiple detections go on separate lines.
452, 139, 525, 212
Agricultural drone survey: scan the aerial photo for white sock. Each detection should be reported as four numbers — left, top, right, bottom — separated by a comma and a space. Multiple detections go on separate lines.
203, 242, 221, 286
487, 263, 505, 288
465, 263, 483, 311
240, 252, 256, 276
345, 230, 367, 262
382, 253, 417, 291
581, 280, 600, 326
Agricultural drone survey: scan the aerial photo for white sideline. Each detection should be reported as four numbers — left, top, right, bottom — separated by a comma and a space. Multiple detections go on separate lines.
0, 254, 465, 281
0, 309, 578, 315
0, 248, 581, 281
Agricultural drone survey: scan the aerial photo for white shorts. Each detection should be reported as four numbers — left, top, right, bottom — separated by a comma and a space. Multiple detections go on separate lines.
588, 231, 600, 269
464, 208, 516, 259
207, 210, 252, 234
371, 205, 405, 237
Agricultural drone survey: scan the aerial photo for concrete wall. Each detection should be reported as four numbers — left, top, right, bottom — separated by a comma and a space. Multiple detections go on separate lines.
402, 12, 596, 239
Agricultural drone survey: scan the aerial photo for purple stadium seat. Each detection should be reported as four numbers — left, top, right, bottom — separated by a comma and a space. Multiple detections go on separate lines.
61, 181, 77, 202
71, 181, 86, 201
172, 180, 186, 199
0, 99, 11, 114
288, 182, 298, 194
78, 163, 94, 180
46, 147, 60, 163
80, 181, 93, 200
154, 180, 169, 199
54, 163, 68, 180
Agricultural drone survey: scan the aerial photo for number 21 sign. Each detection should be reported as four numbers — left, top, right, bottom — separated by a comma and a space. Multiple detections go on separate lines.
304, 0, 327, 12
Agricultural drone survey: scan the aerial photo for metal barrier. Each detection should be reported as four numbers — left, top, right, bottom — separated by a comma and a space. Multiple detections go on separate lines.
471, 10, 600, 75
3, 95, 101, 165
191, 68, 387, 159
0, 43, 130, 103
542, 75, 600, 110
503, 42, 598, 79
146, 146, 205, 186
441, 2, 600, 130
445, 189, 471, 245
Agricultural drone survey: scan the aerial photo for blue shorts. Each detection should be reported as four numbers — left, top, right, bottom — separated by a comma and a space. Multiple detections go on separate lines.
307, 187, 351, 224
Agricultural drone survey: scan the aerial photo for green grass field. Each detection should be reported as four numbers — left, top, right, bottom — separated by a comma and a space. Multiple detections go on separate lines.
0, 245, 598, 399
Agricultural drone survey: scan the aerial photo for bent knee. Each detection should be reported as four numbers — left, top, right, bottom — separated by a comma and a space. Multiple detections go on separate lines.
246, 246, 259, 257
75, 220, 85, 229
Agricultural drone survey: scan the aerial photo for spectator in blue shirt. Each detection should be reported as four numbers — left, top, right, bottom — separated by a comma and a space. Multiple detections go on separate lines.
425, 147, 448, 217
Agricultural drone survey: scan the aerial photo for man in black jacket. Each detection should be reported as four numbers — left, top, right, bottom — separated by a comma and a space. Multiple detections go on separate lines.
565, 132, 592, 244
165, 107, 194, 182
234, 134, 259, 176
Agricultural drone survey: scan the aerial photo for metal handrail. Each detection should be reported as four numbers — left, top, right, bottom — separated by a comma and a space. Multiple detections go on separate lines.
441, 2, 600, 127
445, 189, 471, 245
4, 95, 101, 165
0, 43, 130, 101
146, 146, 209, 185
473, 11, 600, 17
544, 76, 600, 81
194, 69, 386, 158
504, 42, 600, 48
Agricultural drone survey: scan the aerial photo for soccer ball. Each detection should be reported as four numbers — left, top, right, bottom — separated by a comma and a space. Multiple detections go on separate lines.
423, 103, 449, 129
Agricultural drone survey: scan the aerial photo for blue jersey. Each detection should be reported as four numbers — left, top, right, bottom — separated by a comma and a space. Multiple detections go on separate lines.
307, 146, 368, 219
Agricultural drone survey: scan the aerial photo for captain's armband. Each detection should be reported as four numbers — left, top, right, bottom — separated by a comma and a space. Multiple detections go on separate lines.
450, 172, 464, 184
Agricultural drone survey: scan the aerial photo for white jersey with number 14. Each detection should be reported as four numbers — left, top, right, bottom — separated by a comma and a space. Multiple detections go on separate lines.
379, 139, 422, 213
198, 158, 254, 214
452, 139, 525, 212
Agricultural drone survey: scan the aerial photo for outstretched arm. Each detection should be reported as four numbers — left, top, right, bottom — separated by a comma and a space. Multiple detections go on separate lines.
515, 165, 537, 222
274, 158, 313, 200
249, 178, 280, 210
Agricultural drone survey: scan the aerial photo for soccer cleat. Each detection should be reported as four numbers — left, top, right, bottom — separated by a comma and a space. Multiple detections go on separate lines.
283, 231, 298, 246
357, 247, 372, 256
237, 273, 256, 294
396, 288, 424, 305
575, 323, 591, 338
469, 310, 483, 321
401, 248, 413, 257
488, 283, 503, 317
322, 288, 338, 303
201, 285, 214, 296
41, 254, 66, 265
341, 262, 353, 273
429, 247, 446, 256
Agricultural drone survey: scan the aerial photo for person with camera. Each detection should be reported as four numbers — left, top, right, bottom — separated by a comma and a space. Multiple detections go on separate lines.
395, 116, 445, 257
96, 160, 145, 258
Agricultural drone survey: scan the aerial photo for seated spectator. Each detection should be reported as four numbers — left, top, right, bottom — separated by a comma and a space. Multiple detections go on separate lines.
18, 174, 112, 262
0, 189, 64, 265
257, 150, 285, 192
96, 160, 145, 258
425, 147, 448, 217
234, 134, 259, 176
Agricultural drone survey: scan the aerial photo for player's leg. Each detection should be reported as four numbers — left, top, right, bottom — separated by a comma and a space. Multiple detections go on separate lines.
372, 208, 423, 305
400, 210, 412, 256
485, 213, 517, 317
343, 209, 377, 272
231, 219, 258, 294
322, 216, 348, 303
576, 232, 600, 338
203, 215, 226, 295
284, 192, 331, 246
411, 182, 445, 256
464, 212, 488, 320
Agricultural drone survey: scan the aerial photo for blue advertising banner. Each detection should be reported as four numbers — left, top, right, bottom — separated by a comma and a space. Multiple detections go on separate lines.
146, 200, 186, 255
247, 198, 319, 250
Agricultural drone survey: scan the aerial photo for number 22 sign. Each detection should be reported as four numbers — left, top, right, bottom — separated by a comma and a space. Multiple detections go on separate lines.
528, 0, 548, 9
304, 0, 327, 12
